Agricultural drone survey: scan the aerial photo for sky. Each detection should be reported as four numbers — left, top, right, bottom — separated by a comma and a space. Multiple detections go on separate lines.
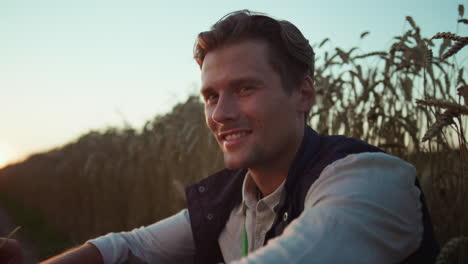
0, 0, 466, 167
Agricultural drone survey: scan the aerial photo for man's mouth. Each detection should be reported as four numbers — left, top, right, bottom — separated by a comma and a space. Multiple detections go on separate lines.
219, 130, 252, 148
224, 131, 249, 140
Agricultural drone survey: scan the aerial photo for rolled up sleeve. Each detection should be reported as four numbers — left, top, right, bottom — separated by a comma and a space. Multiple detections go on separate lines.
88, 209, 195, 264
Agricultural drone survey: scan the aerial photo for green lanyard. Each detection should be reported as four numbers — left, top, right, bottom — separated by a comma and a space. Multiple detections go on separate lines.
243, 187, 263, 257
242, 222, 248, 257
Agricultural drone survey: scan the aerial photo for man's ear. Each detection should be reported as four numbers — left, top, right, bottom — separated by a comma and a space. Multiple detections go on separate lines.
297, 75, 315, 114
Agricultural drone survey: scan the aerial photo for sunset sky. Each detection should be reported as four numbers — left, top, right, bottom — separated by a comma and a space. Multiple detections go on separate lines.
0, 0, 466, 167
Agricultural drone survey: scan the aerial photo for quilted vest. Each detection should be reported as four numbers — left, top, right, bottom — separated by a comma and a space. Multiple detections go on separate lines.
185, 126, 439, 263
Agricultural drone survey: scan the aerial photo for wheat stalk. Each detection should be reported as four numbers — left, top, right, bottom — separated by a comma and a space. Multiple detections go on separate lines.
442, 40, 468, 61
416, 99, 468, 115
457, 85, 468, 105
360, 31, 370, 39
421, 109, 459, 142
425, 49, 433, 68
318, 38, 329, 48
435, 236, 468, 264
353, 51, 387, 60
432, 32, 467, 42
406, 16, 418, 30
0, 226, 22, 249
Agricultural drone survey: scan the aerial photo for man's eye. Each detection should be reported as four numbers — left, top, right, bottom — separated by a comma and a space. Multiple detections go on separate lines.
205, 94, 218, 104
238, 86, 254, 95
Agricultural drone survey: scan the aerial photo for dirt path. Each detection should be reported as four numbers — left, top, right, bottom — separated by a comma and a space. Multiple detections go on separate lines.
0, 204, 39, 264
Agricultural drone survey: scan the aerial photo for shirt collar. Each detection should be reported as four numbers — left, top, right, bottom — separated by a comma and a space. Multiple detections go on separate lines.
235, 171, 285, 215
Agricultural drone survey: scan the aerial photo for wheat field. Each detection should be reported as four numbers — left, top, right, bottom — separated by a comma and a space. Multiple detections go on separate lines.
0, 7, 467, 263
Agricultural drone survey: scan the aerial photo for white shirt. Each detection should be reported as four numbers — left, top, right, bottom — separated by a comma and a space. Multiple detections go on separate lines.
88, 152, 423, 264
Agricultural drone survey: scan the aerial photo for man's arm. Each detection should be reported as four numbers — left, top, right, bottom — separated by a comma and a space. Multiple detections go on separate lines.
232, 152, 423, 264
40, 243, 103, 264
89, 209, 194, 264
40, 209, 194, 264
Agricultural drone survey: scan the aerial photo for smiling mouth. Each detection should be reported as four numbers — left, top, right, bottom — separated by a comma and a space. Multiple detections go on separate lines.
219, 130, 252, 147
224, 131, 249, 140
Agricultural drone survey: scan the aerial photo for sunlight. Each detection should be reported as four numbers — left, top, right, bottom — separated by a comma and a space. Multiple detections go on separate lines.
0, 144, 13, 169
0, 152, 7, 168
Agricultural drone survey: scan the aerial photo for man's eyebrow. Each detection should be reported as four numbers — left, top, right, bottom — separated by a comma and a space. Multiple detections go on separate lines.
200, 85, 215, 96
201, 77, 264, 95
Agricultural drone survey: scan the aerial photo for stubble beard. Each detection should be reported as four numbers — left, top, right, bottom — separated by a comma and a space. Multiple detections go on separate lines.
222, 142, 267, 170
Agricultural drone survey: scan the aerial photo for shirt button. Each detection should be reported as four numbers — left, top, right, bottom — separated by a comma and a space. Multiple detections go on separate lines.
206, 213, 214, 220
198, 186, 206, 193
283, 212, 288, 222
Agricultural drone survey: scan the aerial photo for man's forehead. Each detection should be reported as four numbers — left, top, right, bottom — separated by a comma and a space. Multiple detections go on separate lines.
202, 40, 270, 67
201, 43, 272, 79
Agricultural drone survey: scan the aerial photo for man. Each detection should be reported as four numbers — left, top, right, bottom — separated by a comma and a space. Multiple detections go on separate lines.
1, 10, 438, 264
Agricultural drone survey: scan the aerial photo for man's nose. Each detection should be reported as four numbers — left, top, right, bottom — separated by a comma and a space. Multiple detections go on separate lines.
211, 94, 239, 124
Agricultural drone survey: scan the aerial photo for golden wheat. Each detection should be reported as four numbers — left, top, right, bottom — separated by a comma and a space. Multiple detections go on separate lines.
416, 99, 468, 115
432, 32, 467, 42
442, 40, 468, 61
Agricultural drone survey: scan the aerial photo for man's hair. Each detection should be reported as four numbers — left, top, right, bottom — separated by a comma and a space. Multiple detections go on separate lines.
194, 10, 315, 92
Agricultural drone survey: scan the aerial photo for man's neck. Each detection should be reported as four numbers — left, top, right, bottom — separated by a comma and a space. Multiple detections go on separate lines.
248, 167, 288, 196
248, 126, 305, 196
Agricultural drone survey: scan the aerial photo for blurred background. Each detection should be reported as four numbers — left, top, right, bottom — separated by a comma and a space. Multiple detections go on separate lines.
0, 0, 467, 263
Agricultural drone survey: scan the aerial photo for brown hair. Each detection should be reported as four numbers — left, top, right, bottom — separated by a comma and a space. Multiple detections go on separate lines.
194, 10, 315, 92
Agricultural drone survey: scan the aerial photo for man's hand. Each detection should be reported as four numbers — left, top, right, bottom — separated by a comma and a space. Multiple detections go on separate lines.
0, 238, 23, 264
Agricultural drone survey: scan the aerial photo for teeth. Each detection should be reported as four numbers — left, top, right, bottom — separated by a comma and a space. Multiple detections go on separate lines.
225, 131, 248, 140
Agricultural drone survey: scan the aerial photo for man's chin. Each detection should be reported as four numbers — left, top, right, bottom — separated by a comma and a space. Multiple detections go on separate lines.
223, 157, 247, 170
223, 162, 244, 170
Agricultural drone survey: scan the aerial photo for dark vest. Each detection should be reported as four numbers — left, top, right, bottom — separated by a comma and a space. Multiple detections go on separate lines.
185, 126, 439, 263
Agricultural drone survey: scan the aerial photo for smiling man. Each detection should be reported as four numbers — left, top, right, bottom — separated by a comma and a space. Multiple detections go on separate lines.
0, 9, 438, 264
200, 39, 310, 196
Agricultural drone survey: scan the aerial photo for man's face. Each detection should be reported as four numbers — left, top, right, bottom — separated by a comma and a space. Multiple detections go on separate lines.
200, 40, 305, 170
